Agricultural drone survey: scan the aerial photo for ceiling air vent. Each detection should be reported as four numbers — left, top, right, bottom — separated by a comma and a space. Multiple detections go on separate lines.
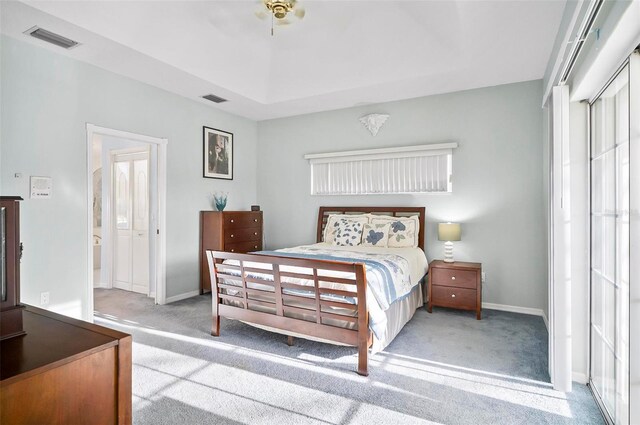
25, 26, 79, 49
202, 94, 228, 104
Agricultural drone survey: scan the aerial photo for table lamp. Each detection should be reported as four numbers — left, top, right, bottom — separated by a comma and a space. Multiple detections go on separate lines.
438, 222, 461, 263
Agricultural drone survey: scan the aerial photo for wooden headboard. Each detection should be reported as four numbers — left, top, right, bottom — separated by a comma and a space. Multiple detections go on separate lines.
316, 206, 426, 250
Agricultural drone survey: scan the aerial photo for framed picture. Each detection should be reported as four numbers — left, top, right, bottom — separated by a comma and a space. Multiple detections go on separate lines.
203, 126, 233, 180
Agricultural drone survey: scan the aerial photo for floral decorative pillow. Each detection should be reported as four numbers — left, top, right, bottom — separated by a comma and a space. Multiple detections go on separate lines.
370, 215, 419, 248
323, 214, 369, 244
331, 219, 365, 246
361, 223, 390, 247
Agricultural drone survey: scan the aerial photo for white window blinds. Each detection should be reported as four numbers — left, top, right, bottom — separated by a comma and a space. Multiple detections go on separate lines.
304, 143, 456, 195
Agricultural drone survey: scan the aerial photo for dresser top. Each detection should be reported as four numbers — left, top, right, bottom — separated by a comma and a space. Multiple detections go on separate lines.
1, 306, 128, 382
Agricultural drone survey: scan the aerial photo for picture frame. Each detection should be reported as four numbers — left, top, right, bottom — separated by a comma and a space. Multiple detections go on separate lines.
203, 126, 233, 180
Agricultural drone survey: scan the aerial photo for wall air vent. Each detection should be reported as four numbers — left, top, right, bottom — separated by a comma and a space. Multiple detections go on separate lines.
202, 94, 228, 104
25, 26, 79, 49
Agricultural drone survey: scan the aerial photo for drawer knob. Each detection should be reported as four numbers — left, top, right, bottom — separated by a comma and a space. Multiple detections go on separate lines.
254, 219, 258, 222
231, 249, 235, 252
451, 294, 456, 298
231, 234, 234, 238
254, 245, 258, 249
254, 232, 258, 236
451, 276, 456, 280
230, 219, 234, 223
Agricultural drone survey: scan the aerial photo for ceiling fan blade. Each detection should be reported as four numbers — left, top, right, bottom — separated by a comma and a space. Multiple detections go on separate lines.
275, 18, 292, 26
255, 9, 269, 20
294, 7, 305, 19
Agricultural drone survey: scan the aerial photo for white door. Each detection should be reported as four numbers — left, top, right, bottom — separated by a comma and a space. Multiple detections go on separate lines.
113, 151, 150, 294
588, 54, 638, 425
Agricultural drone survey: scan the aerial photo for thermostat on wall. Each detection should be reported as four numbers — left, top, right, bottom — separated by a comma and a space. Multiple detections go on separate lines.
30, 176, 52, 199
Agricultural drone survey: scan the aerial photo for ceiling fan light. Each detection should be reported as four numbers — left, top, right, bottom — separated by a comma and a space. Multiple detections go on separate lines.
274, 8, 287, 19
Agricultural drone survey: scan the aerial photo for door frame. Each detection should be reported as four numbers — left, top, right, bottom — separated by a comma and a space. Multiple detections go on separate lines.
86, 124, 168, 321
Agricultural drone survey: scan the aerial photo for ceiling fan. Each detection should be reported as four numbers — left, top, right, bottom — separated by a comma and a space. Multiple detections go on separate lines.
255, 0, 306, 35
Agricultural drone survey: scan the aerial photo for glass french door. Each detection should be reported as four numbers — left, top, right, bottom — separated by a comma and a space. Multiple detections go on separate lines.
113, 151, 150, 294
589, 59, 633, 424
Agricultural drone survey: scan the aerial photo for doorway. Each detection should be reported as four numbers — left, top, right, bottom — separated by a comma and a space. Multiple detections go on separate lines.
588, 51, 638, 425
86, 124, 167, 321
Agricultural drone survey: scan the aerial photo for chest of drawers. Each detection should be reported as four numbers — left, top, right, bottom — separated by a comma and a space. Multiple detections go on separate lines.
427, 260, 482, 319
200, 211, 263, 293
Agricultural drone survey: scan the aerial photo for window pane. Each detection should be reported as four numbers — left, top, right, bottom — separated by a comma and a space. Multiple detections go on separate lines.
115, 162, 130, 230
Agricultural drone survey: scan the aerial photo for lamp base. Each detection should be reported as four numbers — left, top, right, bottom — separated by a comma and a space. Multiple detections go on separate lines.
443, 241, 455, 263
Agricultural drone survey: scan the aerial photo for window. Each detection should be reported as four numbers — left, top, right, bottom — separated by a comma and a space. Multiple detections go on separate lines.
304, 143, 456, 195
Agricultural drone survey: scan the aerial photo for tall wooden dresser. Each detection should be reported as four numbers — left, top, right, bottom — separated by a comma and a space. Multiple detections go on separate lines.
200, 211, 263, 294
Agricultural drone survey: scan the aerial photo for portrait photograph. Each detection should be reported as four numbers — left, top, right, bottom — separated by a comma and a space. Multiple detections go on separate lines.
203, 126, 233, 180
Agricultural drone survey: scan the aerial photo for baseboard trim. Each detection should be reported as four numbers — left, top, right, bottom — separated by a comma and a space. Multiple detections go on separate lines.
541, 312, 549, 331
165, 290, 200, 304
93, 283, 110, 289
572, 372, 588, 384
482, 302, 548, 330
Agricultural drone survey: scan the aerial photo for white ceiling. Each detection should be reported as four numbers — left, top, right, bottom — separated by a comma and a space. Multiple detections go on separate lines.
1, 0, 567, 121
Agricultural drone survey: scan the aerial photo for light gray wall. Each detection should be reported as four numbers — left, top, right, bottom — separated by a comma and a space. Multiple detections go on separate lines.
257, 80, 547, 311
0, 35, 258, 319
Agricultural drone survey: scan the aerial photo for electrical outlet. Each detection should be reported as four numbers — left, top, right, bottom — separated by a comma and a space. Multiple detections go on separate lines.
481, 272, 486, 283
40, 291, 50, 306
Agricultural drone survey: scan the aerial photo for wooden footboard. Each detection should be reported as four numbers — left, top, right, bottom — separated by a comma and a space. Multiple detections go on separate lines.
206, 250, 371, 376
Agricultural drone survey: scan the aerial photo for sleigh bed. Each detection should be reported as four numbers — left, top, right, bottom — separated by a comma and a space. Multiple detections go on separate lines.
206, 206, 428, 376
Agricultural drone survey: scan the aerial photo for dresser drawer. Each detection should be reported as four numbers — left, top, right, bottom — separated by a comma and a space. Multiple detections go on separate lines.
223, 212, 262, 229
431, 268, 477, 289
224, 227, 261, 243
431, 285, 476, 310
225, 240, 262, 253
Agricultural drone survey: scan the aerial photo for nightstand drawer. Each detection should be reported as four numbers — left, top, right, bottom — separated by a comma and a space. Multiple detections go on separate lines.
432, 268, 477, 289
431, 286, 476, 310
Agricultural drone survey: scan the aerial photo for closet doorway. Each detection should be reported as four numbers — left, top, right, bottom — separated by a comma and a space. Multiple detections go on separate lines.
588, 51, 638, 425
86, 124, 168, 321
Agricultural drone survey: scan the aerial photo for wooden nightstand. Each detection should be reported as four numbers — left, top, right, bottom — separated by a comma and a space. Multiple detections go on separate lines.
427, 260, 482, 320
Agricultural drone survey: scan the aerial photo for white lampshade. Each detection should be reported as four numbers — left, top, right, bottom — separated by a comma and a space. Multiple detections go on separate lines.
438, 222, 461, 241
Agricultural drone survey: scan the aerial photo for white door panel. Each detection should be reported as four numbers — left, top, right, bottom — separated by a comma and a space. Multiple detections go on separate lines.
114, 234, 131, 289
113, 150, 150, 295
132, 232, 149, 293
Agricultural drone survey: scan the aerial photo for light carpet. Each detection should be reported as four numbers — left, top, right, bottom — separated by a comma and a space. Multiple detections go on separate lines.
94, 288, 603, 425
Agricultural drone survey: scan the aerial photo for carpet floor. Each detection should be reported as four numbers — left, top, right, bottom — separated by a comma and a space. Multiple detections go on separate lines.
94, 288, 603, 425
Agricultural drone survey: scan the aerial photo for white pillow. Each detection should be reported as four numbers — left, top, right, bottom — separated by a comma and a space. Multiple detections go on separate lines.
323, 214, 369, 244
369, 215, 419, 248
332, 219, 365, 246
361, 222, 390, 247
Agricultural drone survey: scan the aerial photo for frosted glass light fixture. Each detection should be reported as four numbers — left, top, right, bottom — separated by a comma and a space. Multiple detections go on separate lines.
438, 222, 461, 263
